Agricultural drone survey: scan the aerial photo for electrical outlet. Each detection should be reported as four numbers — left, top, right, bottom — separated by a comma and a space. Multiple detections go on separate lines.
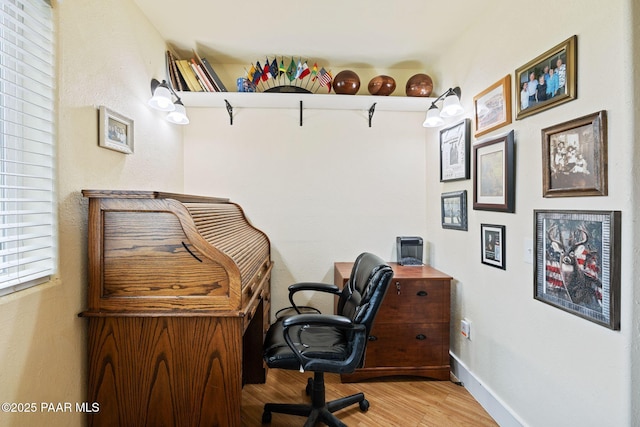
461, 319, 471, 340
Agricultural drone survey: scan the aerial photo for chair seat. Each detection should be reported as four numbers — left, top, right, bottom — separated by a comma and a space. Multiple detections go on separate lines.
264, 319, 349, 371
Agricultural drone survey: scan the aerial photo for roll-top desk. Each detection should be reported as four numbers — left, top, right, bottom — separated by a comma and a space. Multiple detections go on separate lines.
80, 190, 272, 427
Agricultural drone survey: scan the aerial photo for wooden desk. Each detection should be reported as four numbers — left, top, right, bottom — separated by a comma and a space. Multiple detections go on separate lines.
334, 262, 452, 382
80, 190, 272, 426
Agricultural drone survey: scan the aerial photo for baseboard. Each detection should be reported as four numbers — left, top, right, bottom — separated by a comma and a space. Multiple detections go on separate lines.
450, 352, 526, 427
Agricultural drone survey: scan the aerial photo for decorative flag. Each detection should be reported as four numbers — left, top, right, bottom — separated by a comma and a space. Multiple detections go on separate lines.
270, 58, 278, 79
286, 58, 296, 81
278, 59, 286, 76
298, 61, 310, 80
247, 64, 256, 82
295, 58, 303, 79
262, 59, 270, 81
253, 61, 263, 85
311, 62, 318, 80
318, 68, 332, 92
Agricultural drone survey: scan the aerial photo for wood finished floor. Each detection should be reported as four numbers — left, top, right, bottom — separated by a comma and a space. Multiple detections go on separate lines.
241, 369, 498, 426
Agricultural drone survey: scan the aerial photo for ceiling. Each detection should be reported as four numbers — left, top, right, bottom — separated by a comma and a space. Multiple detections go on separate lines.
133, 0, 506, 70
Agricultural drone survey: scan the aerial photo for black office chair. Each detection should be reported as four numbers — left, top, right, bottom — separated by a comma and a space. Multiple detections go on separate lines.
262, 252, 393, 427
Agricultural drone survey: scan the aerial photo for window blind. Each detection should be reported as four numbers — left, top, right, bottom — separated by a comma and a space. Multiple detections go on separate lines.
0, 0, 55, 296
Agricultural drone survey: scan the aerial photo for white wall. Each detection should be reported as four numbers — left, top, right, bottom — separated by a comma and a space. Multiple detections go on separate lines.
183, 106, 428, 314
0, 1, 184, 426
429, 1, 638, 426
182, 2, 639, 426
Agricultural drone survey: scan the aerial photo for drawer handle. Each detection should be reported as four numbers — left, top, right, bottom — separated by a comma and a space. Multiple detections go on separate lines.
368, 335, 378, 341
416, 334, 426, 340
417, 290, 428, 297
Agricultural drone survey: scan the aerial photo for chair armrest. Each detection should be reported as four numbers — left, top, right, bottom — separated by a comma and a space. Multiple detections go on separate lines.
288, 282, 340, 314
281, 313, 366, 372
289, 282, 340, 294
282, 313, 352, 329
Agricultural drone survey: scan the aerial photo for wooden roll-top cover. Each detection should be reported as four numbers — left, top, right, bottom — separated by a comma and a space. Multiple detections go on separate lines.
82, 190, 272, 315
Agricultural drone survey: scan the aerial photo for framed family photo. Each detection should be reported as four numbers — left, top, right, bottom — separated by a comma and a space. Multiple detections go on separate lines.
481, 224, 505, 269
542, 111, 607, 197
99, 106, 134, 154
516, 35, 577, 120
473, 130, 515, 212
473, 75, 511, 137
440, 119, 470, 182
441, 190, 468, 231
534, 210, 621, 330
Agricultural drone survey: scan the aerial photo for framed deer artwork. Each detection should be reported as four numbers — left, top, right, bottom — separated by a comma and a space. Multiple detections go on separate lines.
534, 210, 621, 330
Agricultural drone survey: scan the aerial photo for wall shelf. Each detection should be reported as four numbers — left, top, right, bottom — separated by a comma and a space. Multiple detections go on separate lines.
179, 91, 434, 126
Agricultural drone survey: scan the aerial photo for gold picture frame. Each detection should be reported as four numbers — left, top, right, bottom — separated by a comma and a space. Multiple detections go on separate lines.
542, 111, 607, 197
473, 75, 512, 137
515, 35, 577, 120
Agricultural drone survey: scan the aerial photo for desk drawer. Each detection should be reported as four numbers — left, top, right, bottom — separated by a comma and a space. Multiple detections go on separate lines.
377, 279, 449, 323
364, 322, 449, 367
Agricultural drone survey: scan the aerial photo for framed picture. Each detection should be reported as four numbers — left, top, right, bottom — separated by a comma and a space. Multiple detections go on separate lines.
480, 224, 505, 269
516, 35, 577, 120
440, 119, 470, 181
542, 111, 607, 197
99, 106, 134, 154
441, 190, 468, 231
534, 210, 621, 330
473, 130, 515, 212
473, 75, 511, 137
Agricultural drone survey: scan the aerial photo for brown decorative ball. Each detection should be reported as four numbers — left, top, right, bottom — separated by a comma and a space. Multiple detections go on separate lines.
405, 73, 434, 97
332, 70, 360, 95
368, 75, 396, 96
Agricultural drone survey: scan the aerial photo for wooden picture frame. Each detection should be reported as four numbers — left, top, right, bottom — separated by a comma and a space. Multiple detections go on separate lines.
441, 190, 468, 231
534, 210, 621, 330
516, 35, 577, 120
473, 75, 511, 137
440, 119, 471, 182
473, 130, 515, 212
99, 106, 134, 154
542, 111, 607, 197
481, 224, 506, 269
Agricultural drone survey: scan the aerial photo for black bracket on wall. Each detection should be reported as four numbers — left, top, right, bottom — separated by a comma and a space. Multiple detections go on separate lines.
368, 103, 377, 127
299, 100, 303, 126
224, 99, 233, 125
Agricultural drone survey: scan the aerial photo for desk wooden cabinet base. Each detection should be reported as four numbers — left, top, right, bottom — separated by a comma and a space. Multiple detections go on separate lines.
334, 262, 452, 382
81, 190, 272, 427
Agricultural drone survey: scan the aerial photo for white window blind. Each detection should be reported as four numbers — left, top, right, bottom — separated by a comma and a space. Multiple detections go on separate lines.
0, 0, 55, 296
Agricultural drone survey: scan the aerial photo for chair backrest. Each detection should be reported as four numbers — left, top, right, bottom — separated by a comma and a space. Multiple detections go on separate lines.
335, 251, 366, 315
339, 252, 389, 323
336, 253, 393, 372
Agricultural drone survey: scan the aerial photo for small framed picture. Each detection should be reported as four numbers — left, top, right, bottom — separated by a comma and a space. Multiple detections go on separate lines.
473, 130, 516, 212
441, 190, 468, 231
516, 35, 577, 120
439, 119, 470, 182
481, 224, 505, 269
473, 75, 511, 137
534, 210, 621, 330
99, 106, 134, 154
542, 111, 607, 197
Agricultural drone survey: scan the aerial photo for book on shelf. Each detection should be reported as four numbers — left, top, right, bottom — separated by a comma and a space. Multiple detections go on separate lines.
165, 50, 186, 92
165, 46, 228, 93
199, 57, 227, 92
192, 50, 221, 92
176, 59, 203, 92
190, 60, 214, 92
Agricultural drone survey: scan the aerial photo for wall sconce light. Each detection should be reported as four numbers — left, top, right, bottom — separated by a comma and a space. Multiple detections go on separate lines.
422, 86, 464, 127
148, 78, 189, 125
